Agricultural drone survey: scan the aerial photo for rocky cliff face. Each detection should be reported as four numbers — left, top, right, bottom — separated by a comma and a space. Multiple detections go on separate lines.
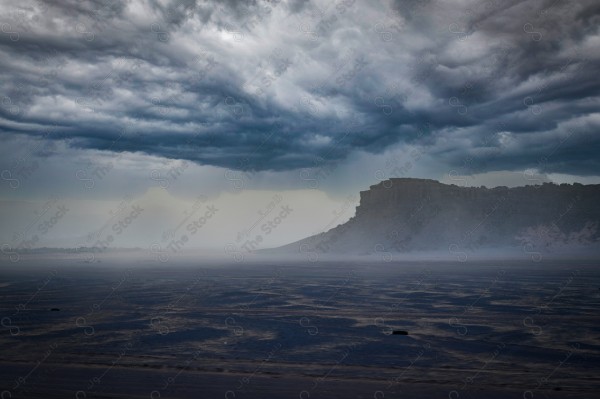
275, 178, 600, 255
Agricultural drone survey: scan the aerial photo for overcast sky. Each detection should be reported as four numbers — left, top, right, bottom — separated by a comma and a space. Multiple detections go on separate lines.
1, 0, 599, 253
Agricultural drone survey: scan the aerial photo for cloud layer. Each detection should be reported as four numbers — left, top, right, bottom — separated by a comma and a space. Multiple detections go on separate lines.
1, 0, 599, 175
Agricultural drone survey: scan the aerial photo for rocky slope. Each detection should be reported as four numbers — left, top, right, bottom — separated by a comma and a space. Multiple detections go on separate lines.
273, 178, 600, 255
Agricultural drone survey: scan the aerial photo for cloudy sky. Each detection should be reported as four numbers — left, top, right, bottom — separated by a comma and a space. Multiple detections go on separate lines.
0, 0, 599, 254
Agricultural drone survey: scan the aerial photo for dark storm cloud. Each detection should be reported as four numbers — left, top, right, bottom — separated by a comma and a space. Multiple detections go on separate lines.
0, 0, 599, 174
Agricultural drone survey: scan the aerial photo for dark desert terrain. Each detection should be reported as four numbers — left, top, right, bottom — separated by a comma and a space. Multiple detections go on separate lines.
1, 255, 599, 398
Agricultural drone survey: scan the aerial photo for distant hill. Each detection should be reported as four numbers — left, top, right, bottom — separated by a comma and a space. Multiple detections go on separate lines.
271, 178, 600, 256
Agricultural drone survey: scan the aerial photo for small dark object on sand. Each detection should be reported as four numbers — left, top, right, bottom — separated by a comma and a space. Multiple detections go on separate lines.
50, 308, 60, 311
392, 330, 408, 335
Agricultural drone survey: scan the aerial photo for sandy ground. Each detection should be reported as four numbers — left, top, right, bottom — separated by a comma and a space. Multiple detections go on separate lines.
1, 257, 599, 398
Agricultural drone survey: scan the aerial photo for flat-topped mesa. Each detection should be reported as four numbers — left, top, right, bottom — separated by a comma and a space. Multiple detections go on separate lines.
272, 178, 600, 255
357, 179, 599, 219
357, 178, 445, 217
